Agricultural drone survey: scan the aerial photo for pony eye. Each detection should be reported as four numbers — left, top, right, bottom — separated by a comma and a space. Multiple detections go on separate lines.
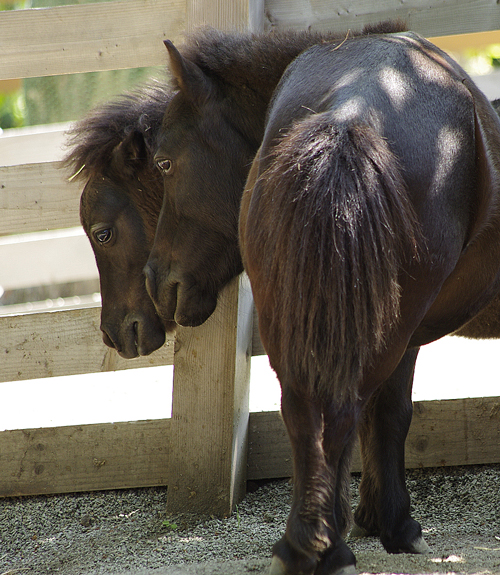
94, 228, 113, 245
156, 159, 173, 174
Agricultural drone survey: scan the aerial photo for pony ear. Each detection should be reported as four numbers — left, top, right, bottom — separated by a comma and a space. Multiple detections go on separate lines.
111, 129, 147, 175
164, 39, 213, 107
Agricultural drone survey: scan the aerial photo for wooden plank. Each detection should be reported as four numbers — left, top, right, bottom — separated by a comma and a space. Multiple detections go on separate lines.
265, 0, 500, 38
0, 397, 498, 498
167, 275, 253, 517
0, 123, 69, 167
0, 0, 185, 81
0, 231, 97, 291
251, 305, 266, 356
0, 305, 174, 383
247, 397, 500, 480
407, 397, 500, 467
0, 162, 81, 235
0, 0, 497, 82
0, 419, 172, 497
0, 285, 259, 386
187, 0, 264, 32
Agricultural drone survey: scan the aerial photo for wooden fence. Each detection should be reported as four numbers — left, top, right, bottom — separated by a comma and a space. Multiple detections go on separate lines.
1, 0, 500, 517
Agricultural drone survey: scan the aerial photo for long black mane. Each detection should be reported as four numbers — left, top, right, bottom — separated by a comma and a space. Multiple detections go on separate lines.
176, 21, 407, 99
63, 80, 171, 182
168, 21, 407, 147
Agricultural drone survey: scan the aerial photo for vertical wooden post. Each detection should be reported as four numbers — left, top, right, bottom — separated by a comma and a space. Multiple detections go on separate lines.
164, 0, 263, 518
167, 275, 254, 516
186, 0, 265, 32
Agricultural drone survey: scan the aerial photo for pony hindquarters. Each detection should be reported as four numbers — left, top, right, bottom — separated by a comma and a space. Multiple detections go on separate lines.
241, 113, 422, 575
244, 113, 421, 400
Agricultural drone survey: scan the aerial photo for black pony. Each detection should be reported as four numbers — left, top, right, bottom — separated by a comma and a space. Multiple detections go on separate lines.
64, 82, 173, 358
148, 26, 500, 575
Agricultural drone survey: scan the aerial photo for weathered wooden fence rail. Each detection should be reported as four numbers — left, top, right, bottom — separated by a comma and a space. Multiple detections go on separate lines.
1, 0, 500, 517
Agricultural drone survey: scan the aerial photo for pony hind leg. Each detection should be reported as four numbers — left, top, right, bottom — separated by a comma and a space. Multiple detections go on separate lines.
314, 397, 360, 575
353, 348, 430, 554
270, 383, 358, 575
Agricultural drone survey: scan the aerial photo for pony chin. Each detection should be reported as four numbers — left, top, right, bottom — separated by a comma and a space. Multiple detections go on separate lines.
154, 281, 218, 329
174, 288, 218, 328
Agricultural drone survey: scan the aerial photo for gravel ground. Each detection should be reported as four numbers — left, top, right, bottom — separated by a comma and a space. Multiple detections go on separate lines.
1, 465, 499, 575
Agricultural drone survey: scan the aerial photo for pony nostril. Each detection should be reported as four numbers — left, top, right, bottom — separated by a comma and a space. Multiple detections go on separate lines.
144, 263, 158, 301
132, 321, 139, 347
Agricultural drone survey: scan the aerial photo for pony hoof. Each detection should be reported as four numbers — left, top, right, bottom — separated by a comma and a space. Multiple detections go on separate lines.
269, 556, 286, 575
408, 536, 431, 554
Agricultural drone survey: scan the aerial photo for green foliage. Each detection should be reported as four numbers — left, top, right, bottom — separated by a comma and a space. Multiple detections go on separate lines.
0, 0, 27, 10
0, 91, 25, 129
462, 44, 500, 76
162, 519, 178, 531
22, 67, 161, 126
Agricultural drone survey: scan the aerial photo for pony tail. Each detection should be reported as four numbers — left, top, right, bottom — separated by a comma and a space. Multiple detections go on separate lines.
254, 114, 421, 402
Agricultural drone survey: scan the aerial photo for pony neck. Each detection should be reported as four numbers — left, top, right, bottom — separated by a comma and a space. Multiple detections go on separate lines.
180, 29, 342, 146
179, 22, 407, 149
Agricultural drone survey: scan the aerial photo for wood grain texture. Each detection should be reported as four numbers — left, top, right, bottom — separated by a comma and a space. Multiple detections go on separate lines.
187, 0, 264, 32
166, 276, 253, 517
264, 0, 500, 37
0, 305, 174, 383
0, 0, 185, 80
0, 162, 81, 235
0, 293, 258, 386
247, 397, 500, 480
1, 397, 498, 498
0, 419, 172, 497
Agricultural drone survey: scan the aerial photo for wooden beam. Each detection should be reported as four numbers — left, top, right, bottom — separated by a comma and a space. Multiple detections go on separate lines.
0, 305, 174, 383
167, 275, 253, 517
251, 306, 266, 356
0, 162, 81, 235
0, 123, 69, 167
264, 0, 500, 38
0, 0, 185, 80
0, 397, 498, 498
0, 419, 172, 497
247, 397, 500, 480
187, 0, 264, 32
0, 294, 259, 386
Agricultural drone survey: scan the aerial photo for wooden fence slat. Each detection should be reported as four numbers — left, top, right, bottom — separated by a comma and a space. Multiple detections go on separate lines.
0, 420, 172, 497
8, 0, 498, 83
1, 397, 498, 498
247, 397, 500, 480
0, 162, 81, 235
0, 232, 97, 291
0, 306, 174, 383
0, 300, 259, 386
0, 0, 185, 81
265, 0, 500, 38
0, 123, 68, 167
187, 0, 264, 32
166, 275, 254, 517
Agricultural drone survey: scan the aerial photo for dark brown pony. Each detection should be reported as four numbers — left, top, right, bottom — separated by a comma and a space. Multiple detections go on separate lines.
144, 25, 402, 326
240, 34, 500, 575
64, 82, 174, 358
148, 26, 500, 575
